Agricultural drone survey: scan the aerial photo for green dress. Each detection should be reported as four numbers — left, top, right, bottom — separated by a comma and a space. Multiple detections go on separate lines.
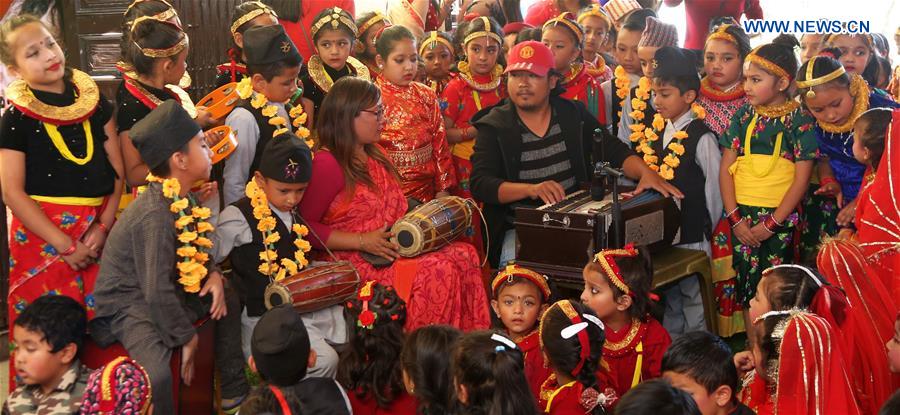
718, 103, 819, 306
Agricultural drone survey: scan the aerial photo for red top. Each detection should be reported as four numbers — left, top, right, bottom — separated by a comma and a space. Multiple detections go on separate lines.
347, 389, 418, 415
524, 0, 560, 27
279, 0, 356, 63
560, 63, 606, 125
516, 330, 553, 402
602, 317, 670, 398
542, 380, 586, 415
441, 72, 506, 160
662, 0, 762, 50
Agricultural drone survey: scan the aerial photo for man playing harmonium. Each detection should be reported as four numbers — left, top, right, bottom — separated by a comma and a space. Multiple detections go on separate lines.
470, 41, 682, 268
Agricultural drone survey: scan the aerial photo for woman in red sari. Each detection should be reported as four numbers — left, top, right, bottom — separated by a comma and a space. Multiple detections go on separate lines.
298, 77, 490, 331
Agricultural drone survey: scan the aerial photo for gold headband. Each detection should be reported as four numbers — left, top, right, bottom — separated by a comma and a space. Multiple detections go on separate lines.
746, 50, 790, 80
135, 32, 189, 58
543, 13, 584, 45
577, 5, 611, 27
592, 244, 639, 295
311, 7, 358, 39
419, 31, 454, 55
796, 57, 846, 99
825, 33, 874, 51
358, 12, 385, 36
230, 2, 278, 36
707, 24, 737, 45
464, 16, 502, 46
125, 0, 174, 15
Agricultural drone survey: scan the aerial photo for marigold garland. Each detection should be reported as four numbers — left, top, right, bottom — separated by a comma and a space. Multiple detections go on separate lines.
245, 179, 312, 282
631, 103, 706, 180
147, 174, 214, 293
613, 66, 631, 120
236, 77, 313, 149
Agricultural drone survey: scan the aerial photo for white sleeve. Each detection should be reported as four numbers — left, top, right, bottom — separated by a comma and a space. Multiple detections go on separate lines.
211, 205, 253, 263
696, 132, 723, 227
223, 108, 260, 206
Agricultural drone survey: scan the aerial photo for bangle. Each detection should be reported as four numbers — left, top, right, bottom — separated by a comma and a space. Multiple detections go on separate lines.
730, 218, 744, 229
726, 206, 740, 217
96, 222, 110, 234
763, 214, 782, 231
60, 242, 76, 256
726, 208, 742, 226
762, 220, 776, 234
819, 177, 838, 187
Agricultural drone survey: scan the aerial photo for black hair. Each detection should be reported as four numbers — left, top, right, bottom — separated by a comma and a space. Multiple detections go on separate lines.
462, 16, 506, 67
584, 246, 655, 321
796, 50, 851, 102
338, 282, 407, 409
400, 325, 462, 415
354, 11, 385, 63
240, 384, 303, 415
515, 27, 543, 44
247, 55, 302, 82
872, 33, 889, 58
747, 35, 799, 87
465, 0, 519, 27
653, 73, 700, 96
621, 8, 657, 33
855, 108, 893, 171
661, 331, 738, 399
451, 330, 538, 415
148, 139, 192, 178
708, 16, 737, 32
120, 0, 173, 63
260, 0, 300, 23
126, 18, 186, 77
375, 24, 415, 59
15, 295, 87, 354
880, 390, 900, 415
875, 55, 892, 89
542, 15, 584, 49
453, 20, 471, 63
311, 7, 356, 44
614, 379, 702, 415
705, 23, 751, 59
229, 2, 276, 62
539, 301, 605, 410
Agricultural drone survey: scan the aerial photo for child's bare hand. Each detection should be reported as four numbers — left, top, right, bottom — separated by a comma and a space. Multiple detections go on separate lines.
60, 240, 97, 270
749, 223, 773, 244
193, 182, 218, 204
195, 107, 222, 128
836, 199, 857, 227
81, 222, 108, 253
734, 350, 755, 376
181, 334, 199, 386
814, 181, 843, 207
732, 221, 759, 247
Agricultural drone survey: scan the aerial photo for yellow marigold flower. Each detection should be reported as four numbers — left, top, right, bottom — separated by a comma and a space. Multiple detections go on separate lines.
275, 267, 287, 282
630, 124, 645, 133
292, 224, 309, 236
162, 178, 181, 198
659, 164, 674, 180
257, 217, 277, 232
630, 110, 645, 120
178, 231, 198, 243
259, 249, 278, 262
194, 237, 213, 248
614, 65, 626, 78
644, 128, 658, 141
673, 131, 689, 140
146, 173, 162, 183
269, 116, 287, 126
641, 145, 655, 156
175, 215, 194, 229
629, 132, 643, 142
264, 232, 281, 245
261, 105, 278, 118
177, 259, 201, 274
691, 103, 706, 120
617, 111, 622, 118
236, 78, 253, 99
176, 246, 198, 258
652, 114, 665, 131
183, 282, 201, 293
258, 262, 279, 276
193, 252, 209, 263
294, 238, 312, 252
245, 180, 261, 197
192, 207, 211, 220
281, 258, 298, 275
295, 251, 309, 267
170, 198, 189, 213
664, 154, 680, 168
250, 93, 268, 109
305, 139, 315, 150
296, 112, 308, 125
252, 205, 271, 221
631, 98, 646, 111
616, 88, 629, 99
638, 76, 651, 90
273, 128, 289, 137
648, 164, 660, 172
289, 105, 305, 118
668, 142, 685, 156
296, 127, 311, 139
196, 221, 214, 233
643, 155, 658, 165
635, 88, 650, 100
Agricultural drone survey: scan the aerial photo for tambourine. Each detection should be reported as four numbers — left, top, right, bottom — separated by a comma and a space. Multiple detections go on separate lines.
204, 125, 238, 164
196, 82, 239, 120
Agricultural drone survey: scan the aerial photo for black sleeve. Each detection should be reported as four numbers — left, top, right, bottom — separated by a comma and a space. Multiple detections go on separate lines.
0, 109, 26, 152
95, 91, 113, 127
470, 124, 506, 205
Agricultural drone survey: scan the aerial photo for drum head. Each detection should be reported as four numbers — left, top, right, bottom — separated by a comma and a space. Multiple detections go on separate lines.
264, 282, 292, 310
391, 221, 423, 257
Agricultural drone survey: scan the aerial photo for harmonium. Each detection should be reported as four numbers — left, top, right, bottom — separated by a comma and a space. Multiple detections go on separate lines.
514, 189, 680, 284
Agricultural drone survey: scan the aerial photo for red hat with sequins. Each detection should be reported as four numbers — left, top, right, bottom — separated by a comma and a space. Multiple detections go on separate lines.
504, 40, 555, 77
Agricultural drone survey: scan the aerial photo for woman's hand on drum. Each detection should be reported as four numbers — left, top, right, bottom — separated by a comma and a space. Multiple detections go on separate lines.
360, 225, 400, 261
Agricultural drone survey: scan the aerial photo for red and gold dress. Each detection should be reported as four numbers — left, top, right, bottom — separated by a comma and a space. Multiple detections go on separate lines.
299, 150, 490, 331
585, 55, 613, 85
560, 62, 606, 125
377, 78, 456, 202
602, 317, 670, 399
516, 330, 553, 402
441, 64, 506, 198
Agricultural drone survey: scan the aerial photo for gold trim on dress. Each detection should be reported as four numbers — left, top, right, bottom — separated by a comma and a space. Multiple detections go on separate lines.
753, 99, 799, 119
125, 78, 198, 119
457, 62, 502, 92
306, 55, 370, 93
603, 318, 641, 352
562, 62, 585, 86
5, 68, 99, 124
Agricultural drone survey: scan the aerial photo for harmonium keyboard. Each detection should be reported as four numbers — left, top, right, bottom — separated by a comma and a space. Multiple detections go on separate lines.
514, 189, 680, 284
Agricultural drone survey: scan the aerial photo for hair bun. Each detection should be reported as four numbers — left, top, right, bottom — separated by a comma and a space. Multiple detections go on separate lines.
771, 33, 800, 50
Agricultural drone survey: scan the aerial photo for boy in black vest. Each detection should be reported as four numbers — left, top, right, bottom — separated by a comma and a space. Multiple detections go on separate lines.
249, 305, 351, 414
649, 46, 722, 336
223, 24, 303, 205
214, 132, 345, 378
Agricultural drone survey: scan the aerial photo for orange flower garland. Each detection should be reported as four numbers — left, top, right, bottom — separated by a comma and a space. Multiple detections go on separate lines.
236, 77, 312, 149
613, 66, 631, 120
631, 103, 706, 180
245, 179, 312, 281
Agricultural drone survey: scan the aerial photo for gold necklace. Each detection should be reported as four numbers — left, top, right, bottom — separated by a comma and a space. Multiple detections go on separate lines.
6, 68, 98, 124
306, 55, 371, 93
754, 99, 799, 119
603, 318, 642, 352
817, 75, 870, 133
457, 61, 502, 92
562, 62, 584, 85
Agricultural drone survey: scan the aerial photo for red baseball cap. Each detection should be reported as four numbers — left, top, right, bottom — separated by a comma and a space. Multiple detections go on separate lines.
504, 40, 555, 77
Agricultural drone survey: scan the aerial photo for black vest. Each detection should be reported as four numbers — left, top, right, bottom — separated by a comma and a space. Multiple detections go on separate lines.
649, 118, 715, 244
234, 99, 293, 178
228, 198, 299, 317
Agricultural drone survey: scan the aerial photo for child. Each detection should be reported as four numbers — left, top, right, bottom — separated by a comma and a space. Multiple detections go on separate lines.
797, 51, 899, 230
420, 30, 457, 97
117, 0, 189, 89
4, 296, 90, 414
250, 305, 352, 414
739, 265, 860, 414
222, 24, 305, 205
642, 46, 720, 335
581, 244, 671, 398
578, 5, 613, 83
719, 37, 819, 328
239, 384, 303, 415
626, 16, 677, 151
538, 299, 614, 414
825, 34, 881, 90
601, 9, 650, 140
800, 34, 825, 64
80, 357, 152, 415
400, 325, 462, 415
0, 15, 123, 372
661, 331, 753, 415
636, 16, 677, 80
602, 0, 641, 32
92, 101, 248, 414
354, 11, 388, 76
451, 330, 538, 415
216, 1, 279, 88
442, 15, 506, 199
502, 22, 532, 60
375, 25, 457, 202
213, 131, 345, 377
524, 0, 594, 27
696, 23, 751, 137
615, 379, 702, 415
338, 281, 416, 414
542, 12, 605, 124
490, 264, 553, 400
299, 7, 370, 122
889, 313, 900, 374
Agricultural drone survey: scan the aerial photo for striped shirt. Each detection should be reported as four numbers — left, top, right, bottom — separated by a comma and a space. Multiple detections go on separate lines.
512, 112, 578, 213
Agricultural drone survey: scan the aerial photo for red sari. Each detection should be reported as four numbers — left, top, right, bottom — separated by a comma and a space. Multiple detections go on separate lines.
299, 151, 490, 331
560, 63, 606, 125
347, 389, 418, 415
517, 330, 553, 402
377, 78, 456, 202
602, 317, 670, 398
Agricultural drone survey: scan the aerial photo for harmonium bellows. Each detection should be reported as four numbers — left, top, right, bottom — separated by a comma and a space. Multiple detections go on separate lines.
514, 190, 680, 283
